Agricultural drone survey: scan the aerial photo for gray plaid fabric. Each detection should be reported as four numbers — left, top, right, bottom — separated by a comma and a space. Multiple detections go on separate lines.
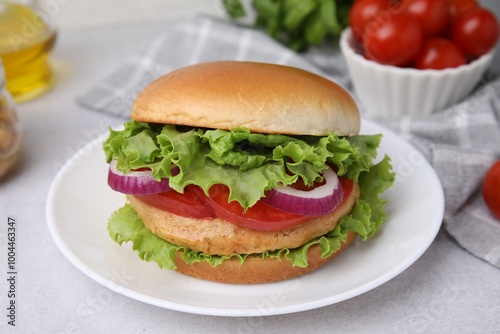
382, 83, 500, 267
76, 15, 500, 268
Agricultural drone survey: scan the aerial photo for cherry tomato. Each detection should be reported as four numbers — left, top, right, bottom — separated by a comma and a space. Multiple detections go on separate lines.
135, 185, 216, 219
364, 12, 424, 66
400, 0, 452, 37
452, 8, 499, 57
414, 38, 466, 69
483, 161, 500, 219
446, 0, 478, 19
349, 0, 392, 43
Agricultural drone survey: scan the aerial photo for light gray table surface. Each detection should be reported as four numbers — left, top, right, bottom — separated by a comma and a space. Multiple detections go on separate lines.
1, 6, 500, 334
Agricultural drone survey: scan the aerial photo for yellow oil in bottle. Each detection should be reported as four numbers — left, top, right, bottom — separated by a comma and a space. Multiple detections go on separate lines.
0, 1, 57, 102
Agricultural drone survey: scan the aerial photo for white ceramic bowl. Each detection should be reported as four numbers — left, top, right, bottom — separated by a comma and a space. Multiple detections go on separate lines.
339, 28, 494, 118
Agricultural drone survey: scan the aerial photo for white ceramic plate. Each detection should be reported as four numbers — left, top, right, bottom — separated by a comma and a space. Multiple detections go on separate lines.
46, 120, 444, 317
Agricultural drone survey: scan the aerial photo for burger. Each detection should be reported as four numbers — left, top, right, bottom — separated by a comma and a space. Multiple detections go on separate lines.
103, 61, 395, 284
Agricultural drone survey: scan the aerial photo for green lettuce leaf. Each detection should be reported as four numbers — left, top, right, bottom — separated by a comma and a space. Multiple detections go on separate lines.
340, 155, 395, 240
103, 121, 383, 209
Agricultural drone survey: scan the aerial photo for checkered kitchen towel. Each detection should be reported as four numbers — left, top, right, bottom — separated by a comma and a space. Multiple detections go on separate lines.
77, 15, 500, 268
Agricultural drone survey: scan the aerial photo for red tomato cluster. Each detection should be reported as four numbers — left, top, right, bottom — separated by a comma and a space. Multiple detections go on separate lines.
348, 0, 499, 69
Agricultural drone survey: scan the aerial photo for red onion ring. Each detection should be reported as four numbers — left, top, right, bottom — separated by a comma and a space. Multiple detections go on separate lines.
262, 168, 344, 216
108, 160, 173, 195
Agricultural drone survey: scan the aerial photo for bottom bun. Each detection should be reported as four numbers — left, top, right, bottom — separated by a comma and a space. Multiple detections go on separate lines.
173, 230, 357, 284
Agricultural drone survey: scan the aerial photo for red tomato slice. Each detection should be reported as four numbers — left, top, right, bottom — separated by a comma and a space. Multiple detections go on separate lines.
206, 178, 354, 231
207, 184, 312, 231
135, 178, 355, 232
135, 185, 216, 219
